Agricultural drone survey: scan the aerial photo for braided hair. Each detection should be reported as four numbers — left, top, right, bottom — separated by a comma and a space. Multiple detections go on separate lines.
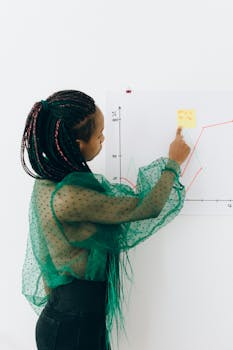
21, 90, 100, 182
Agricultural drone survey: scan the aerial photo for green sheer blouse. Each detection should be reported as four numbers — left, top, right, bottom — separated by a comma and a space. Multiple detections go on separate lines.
21, 156, 185, 349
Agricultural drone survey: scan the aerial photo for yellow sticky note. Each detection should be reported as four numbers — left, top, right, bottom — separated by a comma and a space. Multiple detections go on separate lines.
177, 109, 196, 128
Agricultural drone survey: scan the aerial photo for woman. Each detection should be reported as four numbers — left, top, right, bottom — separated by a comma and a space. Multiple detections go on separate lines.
21, 89, 190, 350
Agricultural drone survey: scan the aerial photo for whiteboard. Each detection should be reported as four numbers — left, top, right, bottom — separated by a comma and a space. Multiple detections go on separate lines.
105, 90, 233, 216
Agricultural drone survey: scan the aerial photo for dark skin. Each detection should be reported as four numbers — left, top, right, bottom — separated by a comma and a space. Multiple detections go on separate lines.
169, 127, 191, 165
76, 106, 105, 161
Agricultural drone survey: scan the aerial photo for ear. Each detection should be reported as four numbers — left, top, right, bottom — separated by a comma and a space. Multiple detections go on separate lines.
76, 139, 85, 152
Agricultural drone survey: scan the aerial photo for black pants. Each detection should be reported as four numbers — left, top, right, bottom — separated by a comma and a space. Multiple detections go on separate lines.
35, 278, 110, 350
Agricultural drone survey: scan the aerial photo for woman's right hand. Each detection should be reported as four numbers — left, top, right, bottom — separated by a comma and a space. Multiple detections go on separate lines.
168, 127, 191, 165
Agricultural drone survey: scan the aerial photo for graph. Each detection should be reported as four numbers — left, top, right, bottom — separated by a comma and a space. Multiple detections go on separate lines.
105, 90, 233, 215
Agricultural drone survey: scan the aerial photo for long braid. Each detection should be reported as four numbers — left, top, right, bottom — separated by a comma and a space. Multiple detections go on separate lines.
21, 90, 97, 182
21, 90, 126, 345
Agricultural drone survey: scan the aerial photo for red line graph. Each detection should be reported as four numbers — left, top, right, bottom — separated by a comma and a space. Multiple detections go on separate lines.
120, 119, 233, 193
181, 119, 233, 192
185, 167, 203, 193
120, 176, 137, 189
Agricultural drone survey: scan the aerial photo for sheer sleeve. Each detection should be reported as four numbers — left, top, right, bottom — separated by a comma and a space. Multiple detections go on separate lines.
53, 160, 180, 224
50, 157, 186, 252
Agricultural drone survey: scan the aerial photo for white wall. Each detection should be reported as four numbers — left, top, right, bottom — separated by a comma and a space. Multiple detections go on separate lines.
1, 0, 233, 349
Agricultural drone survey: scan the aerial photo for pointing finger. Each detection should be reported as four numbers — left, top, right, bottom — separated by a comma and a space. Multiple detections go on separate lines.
176, 126, 183, 137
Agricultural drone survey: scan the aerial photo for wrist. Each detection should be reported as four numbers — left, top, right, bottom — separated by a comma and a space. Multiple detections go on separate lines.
166, 158, 181, 175
161, 157, 185, 190
162, 167, 179, 180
